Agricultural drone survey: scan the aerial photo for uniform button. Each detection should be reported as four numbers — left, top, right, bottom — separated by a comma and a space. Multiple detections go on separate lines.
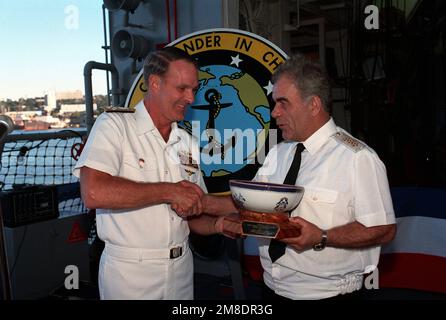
313, 197, 318, 201
165, 170, 169, 175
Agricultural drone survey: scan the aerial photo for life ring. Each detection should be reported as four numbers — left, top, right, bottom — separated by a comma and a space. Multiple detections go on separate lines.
71, 142, 85, 161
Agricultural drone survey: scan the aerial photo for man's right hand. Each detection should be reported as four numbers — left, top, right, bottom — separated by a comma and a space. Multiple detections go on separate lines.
215, 215, 244, 239
170, 180, 205, 218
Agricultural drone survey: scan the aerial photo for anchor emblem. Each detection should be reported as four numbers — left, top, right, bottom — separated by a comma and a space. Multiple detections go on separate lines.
191, 88, 236, 159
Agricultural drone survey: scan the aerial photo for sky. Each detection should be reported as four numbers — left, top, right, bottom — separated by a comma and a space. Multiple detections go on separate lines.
0, 1, 107, 100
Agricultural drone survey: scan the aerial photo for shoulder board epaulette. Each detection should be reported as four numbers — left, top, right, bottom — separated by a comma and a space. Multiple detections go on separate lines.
104, 107, 135, 113
177, 125, 193, 136
332, 131, 365, 153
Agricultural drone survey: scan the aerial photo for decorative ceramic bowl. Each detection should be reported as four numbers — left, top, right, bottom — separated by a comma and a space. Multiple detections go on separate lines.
229, 180, 305, 213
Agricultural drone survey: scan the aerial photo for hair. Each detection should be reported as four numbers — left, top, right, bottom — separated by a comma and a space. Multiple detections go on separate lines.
272, 53, 331, 112
143, 46, 198, 89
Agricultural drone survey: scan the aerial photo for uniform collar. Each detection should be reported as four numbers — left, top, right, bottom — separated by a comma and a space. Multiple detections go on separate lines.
135, 100, 181, 144
302, 117, 337, 155
167, 123, 182, 145
135, 100, 156, 135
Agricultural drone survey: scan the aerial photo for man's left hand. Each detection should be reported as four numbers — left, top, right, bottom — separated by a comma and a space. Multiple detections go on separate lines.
280, 216, 323, 251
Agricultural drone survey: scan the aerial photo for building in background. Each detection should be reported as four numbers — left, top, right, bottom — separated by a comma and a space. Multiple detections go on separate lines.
55, 90, 83, 100
46, 90, 57, 112
59, 104, 96, 115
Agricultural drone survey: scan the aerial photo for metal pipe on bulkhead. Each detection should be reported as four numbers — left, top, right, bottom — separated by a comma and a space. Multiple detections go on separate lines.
83, 61, 119, 133
102, 4, 111, 107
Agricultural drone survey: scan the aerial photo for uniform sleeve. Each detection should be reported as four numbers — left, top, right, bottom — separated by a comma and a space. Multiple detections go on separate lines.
189, 133, 208, 193
196, 170, 208, 193
353, 149, 396, 227
72, 113, 123, 178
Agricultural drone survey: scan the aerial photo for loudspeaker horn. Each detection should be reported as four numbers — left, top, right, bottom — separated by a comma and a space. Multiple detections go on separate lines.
112, 30, 150, 59
103, 0, 141, 12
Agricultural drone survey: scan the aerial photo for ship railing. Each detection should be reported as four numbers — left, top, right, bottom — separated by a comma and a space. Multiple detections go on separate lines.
0, 128, 88, 217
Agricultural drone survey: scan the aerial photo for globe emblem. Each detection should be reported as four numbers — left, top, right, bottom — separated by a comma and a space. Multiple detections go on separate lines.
179, 64, 270, 179
125, 29, 287, 193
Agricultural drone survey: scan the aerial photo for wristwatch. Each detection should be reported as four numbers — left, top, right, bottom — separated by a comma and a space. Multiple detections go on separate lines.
313, 230, 328, 251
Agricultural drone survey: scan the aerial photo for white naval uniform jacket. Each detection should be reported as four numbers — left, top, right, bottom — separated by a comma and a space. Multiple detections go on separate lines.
254, 118, 396, 300
73, 100, 206, 299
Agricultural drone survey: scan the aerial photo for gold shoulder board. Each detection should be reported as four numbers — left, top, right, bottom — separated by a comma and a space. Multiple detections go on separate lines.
104, 107, 135, 113
332, 131, 365, 153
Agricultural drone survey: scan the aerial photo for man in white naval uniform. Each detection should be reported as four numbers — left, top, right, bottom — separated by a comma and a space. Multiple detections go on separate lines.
73, 47, 235, 300
259, 54, 396, 300
217, 54, 396, 300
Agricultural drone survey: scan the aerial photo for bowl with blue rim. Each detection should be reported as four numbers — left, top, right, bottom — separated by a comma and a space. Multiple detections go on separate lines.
229, 180, 305, 213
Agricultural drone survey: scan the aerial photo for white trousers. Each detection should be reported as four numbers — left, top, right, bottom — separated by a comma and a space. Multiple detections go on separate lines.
98, 242, 194, 300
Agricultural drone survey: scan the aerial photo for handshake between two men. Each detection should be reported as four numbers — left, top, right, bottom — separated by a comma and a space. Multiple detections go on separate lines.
170, 180, 302, 242
169, 179, 244, 238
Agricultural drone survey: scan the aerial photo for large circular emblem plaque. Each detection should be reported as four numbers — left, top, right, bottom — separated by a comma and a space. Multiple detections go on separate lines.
125, 29, 287, 193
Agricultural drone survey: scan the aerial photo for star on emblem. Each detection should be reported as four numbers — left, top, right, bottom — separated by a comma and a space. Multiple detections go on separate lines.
263, 81, 273, 96
230, 54, 243, 67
